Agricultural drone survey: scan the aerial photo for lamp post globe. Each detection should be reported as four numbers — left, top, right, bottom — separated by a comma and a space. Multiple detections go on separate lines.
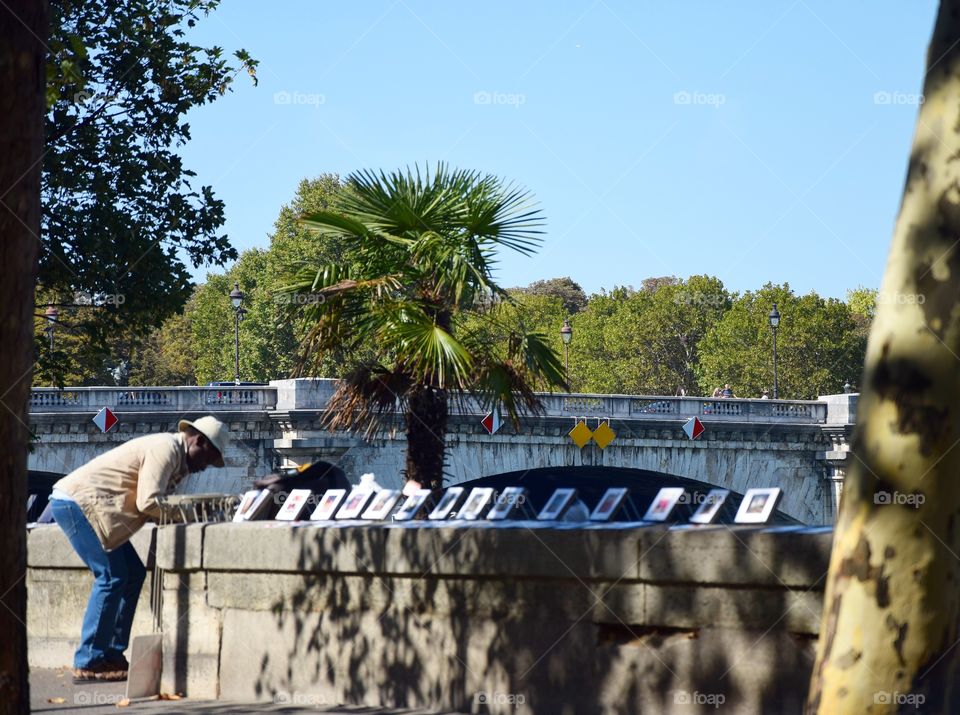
229, 283, 245, 384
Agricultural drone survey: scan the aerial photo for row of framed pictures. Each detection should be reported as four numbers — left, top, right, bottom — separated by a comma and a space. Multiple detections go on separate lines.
233, 484, 783, 525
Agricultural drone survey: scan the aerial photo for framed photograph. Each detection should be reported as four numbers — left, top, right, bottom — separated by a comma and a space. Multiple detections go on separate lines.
233, 490, 261, 522
361, 489, 402, 520
275, 488, 314, 521
309, 488, 346, 521
643, 487, 685, 522
393, 489, 433, 521
336, 488, 377, 520
457, 488, 495, 520
537, 488, 578, 521
734, 488, 782, 524
589, 487, 629, 521
427, 486, 465, 520
689, 489, 730, 525
487, 486, 529, 520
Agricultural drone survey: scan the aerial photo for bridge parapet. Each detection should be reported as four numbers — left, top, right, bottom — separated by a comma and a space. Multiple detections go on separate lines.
29, 385, 277, 412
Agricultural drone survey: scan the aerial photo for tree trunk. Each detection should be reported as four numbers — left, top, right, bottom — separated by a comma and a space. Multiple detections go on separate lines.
808, 3, 960, 712
0, 1, 47, 713
404, 385, 448, 492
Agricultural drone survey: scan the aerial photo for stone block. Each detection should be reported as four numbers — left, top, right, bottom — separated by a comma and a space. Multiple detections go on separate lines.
28, 523, 155, 568
160, 572, 221, 699
155, 524, 205, 571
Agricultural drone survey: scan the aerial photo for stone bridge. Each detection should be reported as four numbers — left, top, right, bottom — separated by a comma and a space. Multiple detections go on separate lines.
27, 379, 857, 525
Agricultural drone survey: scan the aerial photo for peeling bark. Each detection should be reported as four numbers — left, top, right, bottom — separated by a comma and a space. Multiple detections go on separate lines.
807, 2, 960, 712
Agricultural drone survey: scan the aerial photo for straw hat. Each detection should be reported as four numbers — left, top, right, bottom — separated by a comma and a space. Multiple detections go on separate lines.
178, 416, 230, 467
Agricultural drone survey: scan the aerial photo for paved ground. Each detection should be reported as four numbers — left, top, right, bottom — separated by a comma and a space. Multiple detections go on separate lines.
31, 668, 470, 714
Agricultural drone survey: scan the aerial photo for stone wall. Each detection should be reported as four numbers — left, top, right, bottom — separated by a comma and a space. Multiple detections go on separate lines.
28, 521, 832, 714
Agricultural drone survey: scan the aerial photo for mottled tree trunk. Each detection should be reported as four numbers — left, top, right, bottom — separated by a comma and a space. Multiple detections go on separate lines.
0, 1, 47, 713
404, 385, 448, 492
808, 3, 960, 712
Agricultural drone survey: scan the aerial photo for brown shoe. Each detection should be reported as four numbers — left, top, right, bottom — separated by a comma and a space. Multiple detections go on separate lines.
72, 661, 128, 683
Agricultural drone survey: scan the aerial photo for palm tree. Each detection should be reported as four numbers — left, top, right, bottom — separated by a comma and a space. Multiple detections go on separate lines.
278, 164, 566, 490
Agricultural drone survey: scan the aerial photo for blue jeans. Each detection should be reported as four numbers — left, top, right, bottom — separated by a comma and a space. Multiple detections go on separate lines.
50, 499, 146, 669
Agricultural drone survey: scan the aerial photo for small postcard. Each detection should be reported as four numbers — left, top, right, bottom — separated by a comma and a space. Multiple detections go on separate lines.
734, 488, 782, 524
336, 488, 377, 520
487, 486, 529, 520
393, 489, 433, 521
309, 489, 346, 521
275, 488, 313, 521
643, 487, 685, 522
589, 487, 629, 521
233, 490, 261, 522
689, 489, 730, 525
537, 488, 578, 521
457, 488, 495, 520
361, 489, 402, 520
427, 486, 465, 520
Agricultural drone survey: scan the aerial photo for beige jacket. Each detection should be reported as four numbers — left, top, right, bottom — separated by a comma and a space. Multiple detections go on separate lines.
53, 432, 189, 551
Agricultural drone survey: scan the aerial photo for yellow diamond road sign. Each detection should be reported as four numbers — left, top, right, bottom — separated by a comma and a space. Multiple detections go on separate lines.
569, 420, 594, 449
592, 421, 616, 450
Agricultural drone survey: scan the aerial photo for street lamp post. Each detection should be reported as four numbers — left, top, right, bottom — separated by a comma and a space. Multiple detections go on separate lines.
768, 303, 780, 399
229, 283, 245, 385
44, 306, 58, 387
560, 319, 573, 385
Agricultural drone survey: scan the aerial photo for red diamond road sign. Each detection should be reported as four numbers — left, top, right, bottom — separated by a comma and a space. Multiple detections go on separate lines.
682, 416, 704, 440
93, 406, 118, 433
481, 410, 502, 435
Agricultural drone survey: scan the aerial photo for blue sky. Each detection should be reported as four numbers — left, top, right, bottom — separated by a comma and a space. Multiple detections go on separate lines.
181, 1, 938, 299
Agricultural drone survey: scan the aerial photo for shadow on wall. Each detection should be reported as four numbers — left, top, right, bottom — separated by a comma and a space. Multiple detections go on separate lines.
244, 522, 821, 714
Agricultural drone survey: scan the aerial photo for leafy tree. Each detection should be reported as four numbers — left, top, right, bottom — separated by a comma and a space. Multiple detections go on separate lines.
127, 302, 196, 385
696, 284, 864, 399
278, 164, 566, 490
38, 0, 257, 382
808, 2, 960, 710
519, 276, 588, 314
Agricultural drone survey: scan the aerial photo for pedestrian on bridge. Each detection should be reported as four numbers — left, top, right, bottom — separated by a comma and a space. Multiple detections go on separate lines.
48, 416, 230, 683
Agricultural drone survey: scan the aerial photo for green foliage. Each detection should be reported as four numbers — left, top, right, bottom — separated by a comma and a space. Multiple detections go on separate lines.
696, 284, 866, 399
518, 277, 588, 314
278, 164, 565, 487
38, 0, 257, 382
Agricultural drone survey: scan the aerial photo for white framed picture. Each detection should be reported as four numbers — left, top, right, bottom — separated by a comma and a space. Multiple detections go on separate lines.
643, 487, 685, 522
457, 488, 495, 520
236, 489, 274, 522
427, 486, 465, 520
589, 487, 629, 522
537, 488, 578, 521
734, 488, 782, 524
275, 488, 313, 521
487, 486, 529, 520
393, 489, 433, 521
309, 488, 346, 521
689, 489, 730, 525
361, 489, 402, 520
233, 490, 261, 522
336, 488, 377, 519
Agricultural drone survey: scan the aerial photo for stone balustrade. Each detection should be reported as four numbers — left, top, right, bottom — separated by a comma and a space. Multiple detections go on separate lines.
29, 385, 277, 412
